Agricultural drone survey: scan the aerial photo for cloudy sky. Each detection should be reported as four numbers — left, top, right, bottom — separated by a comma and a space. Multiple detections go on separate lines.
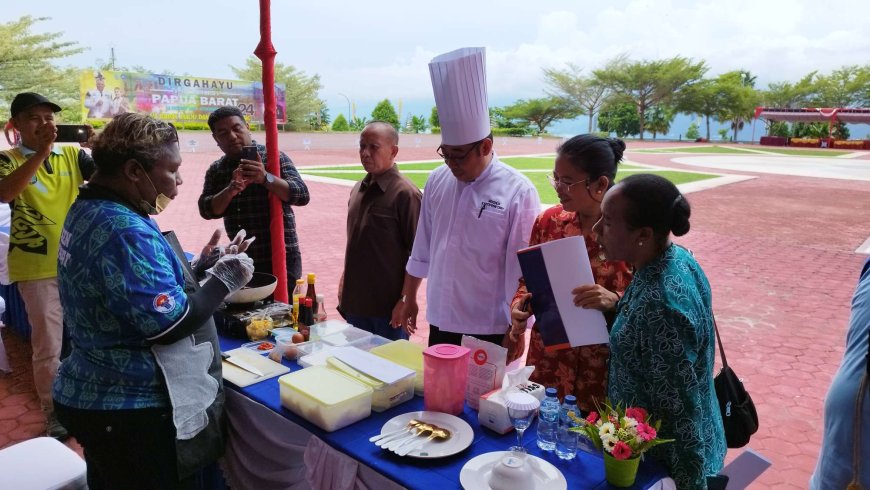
8, 0, 870, 128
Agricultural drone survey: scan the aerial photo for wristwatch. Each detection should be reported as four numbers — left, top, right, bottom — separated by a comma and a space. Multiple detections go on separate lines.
264, 172, 275, 185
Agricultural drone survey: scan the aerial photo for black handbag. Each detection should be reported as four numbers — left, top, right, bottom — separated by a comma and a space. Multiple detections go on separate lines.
713, 317, 759, 448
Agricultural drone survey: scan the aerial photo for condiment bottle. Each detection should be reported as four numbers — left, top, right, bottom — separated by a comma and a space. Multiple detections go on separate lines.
298, 297, 314, 341
306, 273, 317, 312
315, 293, 327, 323
292, 278, 306, 328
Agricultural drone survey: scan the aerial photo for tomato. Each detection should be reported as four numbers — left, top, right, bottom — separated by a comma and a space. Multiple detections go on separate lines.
257, 342, 274, 351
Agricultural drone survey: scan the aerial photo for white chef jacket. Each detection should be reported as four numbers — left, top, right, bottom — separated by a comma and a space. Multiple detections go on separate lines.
407, 155, 540, 335
84, 89, 113, 118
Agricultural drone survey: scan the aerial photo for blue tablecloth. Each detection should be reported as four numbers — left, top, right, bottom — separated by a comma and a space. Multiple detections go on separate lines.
0, 283, 31, 340
218, 335, 668, 489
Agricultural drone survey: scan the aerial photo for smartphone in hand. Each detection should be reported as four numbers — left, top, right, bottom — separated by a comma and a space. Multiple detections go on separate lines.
240, 145, 259, 162
55, 125, 89, 143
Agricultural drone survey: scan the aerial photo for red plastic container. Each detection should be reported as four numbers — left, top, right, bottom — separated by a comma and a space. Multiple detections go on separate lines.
423, 344, 470, 415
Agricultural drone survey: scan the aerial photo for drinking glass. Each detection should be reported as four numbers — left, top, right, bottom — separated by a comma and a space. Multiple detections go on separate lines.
507, 405, 538, 453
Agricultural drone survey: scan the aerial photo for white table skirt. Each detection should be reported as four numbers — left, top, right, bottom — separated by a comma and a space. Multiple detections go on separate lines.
221, 389, 406, 490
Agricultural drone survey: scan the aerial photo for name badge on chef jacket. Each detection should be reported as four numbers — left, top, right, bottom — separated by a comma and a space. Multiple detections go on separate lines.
477, 198, 505, 218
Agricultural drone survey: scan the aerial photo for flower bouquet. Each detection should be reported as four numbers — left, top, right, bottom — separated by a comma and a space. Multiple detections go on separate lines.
569, 400, 673, 487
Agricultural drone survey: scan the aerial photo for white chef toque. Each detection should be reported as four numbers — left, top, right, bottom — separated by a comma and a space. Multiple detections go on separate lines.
428, 47, 490, 146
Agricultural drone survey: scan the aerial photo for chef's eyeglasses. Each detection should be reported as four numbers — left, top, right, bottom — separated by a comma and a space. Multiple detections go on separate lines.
547, 174, 590, 192
436, 140, 483, 165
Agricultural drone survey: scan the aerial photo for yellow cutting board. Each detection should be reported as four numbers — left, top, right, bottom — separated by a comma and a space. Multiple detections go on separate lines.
221, 348, 290, 387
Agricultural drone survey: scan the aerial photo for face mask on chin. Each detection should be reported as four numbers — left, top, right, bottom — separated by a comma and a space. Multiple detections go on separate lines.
136, 163, 172, 215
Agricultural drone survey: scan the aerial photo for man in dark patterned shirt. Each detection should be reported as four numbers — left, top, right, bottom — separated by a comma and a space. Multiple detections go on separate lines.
198, 107, 309, 285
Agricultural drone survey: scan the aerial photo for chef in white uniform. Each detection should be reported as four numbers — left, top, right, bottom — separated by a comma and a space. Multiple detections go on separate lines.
84, 71, 113, 118
392, 47, 540, 347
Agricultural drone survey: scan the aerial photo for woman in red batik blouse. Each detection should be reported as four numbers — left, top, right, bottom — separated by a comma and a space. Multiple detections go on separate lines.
506, 134, 632, 411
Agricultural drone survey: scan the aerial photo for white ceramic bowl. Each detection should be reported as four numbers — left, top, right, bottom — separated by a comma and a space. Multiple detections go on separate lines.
488, 453, 535, 490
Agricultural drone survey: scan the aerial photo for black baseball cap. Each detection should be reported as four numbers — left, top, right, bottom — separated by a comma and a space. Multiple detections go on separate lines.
10, 92, 63, 118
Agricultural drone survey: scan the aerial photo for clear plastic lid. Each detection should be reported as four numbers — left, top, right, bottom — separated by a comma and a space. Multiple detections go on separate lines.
320, 325, 372, 346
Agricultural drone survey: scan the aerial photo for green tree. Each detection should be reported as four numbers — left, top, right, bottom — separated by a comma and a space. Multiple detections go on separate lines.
594, 55, 707, 139
409, 115, 428, 133
717, 128, 730, 141
644, 105, 675, 139
686, 121, 701, 140
502, 96, 579, 134
598, 102, 640, 138
809, 65, 870, 107
0, 16, 85, 118
768, 121, 790, 137
305, 105, 330, 131
759, 74, 816, 135
349, 116, 368, 131
429, 106, 439, 128
792, 122, 829, 138
331, 113, 349, 131
490, 106, 525, 129
230, 56, 323, 131
675, 79, 725, 141
543, 63, 610, 132
715, 70, 761, 142
370, 99, 400, 129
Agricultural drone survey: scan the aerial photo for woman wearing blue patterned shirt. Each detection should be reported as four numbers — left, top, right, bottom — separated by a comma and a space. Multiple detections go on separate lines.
52, 113, 254, 489
593, 174, 726, 489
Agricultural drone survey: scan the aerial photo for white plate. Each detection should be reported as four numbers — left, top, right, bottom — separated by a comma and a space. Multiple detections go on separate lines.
459, 451, 567, 490
378, 411, 473, 458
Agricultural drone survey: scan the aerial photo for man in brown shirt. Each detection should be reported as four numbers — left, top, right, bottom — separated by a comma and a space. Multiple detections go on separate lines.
338, 121, 421, 340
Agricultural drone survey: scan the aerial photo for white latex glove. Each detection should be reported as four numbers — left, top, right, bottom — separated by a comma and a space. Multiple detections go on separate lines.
192, 230, 255, 280
206, 252, 254, 293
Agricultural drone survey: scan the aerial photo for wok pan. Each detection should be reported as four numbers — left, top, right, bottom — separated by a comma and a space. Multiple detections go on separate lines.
225, 272, 277, 304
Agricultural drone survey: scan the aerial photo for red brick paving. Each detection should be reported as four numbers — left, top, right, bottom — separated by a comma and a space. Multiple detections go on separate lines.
1, 134, 867, 489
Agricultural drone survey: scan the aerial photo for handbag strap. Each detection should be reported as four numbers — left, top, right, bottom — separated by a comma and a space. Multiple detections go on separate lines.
713, 315, 729, 369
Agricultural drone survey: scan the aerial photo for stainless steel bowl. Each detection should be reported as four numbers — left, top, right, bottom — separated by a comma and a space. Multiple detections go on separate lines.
225, 272, 278, 304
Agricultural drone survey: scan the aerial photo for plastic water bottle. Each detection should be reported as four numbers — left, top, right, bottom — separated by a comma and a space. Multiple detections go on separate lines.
555, 395, 579, 460
536, 387, 559, 451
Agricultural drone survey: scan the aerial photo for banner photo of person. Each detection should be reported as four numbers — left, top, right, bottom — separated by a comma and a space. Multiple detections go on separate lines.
79, 70, 287, 124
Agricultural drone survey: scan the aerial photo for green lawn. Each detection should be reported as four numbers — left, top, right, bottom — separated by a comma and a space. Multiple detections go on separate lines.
760, 148, 851, 157
300, 167, 717, 204
307, 156, 644, 172
636, 146, 757, 154
636, 145, 852, 157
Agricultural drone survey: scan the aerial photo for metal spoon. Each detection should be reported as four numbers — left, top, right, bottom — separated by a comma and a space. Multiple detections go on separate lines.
384, 424, 434, 451
369, 419, 422, 443
377, 423, 430, 448
395, 427, 452, 456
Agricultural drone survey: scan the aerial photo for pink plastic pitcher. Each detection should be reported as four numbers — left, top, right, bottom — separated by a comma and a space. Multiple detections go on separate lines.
423, 344, 470, 415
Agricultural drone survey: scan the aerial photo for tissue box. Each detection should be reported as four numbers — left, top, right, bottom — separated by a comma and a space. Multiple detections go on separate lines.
478, 381, 545, 434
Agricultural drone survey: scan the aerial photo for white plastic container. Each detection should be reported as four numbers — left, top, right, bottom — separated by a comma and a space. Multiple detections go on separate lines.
278, 366, 372, 432
370, 339, 425, 396
310, 319, 352, 341
325, 356, 415, 412
298, 345, 336, 368
346, 334, 391, 352
320, 326, 372, 347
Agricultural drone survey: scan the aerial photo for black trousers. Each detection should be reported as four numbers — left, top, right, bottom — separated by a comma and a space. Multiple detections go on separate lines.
428, 324, 505, 347
54, 401, 195, 490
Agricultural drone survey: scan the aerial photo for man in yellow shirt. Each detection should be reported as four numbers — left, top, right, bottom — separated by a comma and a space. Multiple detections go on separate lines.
0, 93, 95, 439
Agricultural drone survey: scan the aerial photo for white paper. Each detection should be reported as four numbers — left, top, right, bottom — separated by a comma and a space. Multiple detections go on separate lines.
540, 235, 609, 347
461, 335, 507, 410
720, 447, 772, 489
332, 346, 414, 385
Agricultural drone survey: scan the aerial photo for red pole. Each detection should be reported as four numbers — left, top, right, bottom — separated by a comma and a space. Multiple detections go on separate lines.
255, 0, 288, 302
